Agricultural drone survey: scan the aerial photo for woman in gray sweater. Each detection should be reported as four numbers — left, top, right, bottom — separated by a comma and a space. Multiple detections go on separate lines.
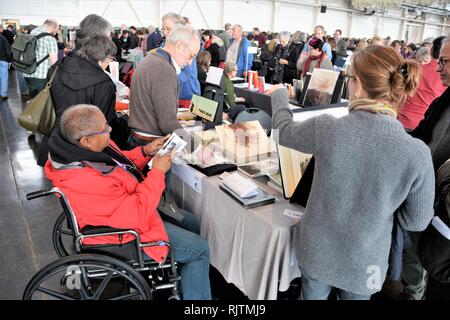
270, 45, 435, 299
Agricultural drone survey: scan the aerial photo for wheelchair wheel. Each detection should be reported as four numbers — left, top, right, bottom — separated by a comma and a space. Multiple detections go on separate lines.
53, 212, 74, 257
23, 254, 152, 300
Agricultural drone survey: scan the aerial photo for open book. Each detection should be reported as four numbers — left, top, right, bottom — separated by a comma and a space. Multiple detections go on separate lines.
277, 145, 313, 198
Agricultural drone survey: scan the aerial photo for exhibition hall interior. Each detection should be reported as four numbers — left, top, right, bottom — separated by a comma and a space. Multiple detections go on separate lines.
0, 0, 449, 301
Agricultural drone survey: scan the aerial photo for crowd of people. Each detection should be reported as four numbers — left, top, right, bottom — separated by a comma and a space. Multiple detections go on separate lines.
0, 12, 449, 301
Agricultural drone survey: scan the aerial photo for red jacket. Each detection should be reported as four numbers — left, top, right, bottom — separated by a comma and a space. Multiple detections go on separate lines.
398, 59, 446, 130
45, 143, 168, 262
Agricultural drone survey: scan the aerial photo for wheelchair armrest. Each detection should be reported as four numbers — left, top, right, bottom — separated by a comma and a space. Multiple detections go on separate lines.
26, 189, 56, 201
81, 225, 132, 236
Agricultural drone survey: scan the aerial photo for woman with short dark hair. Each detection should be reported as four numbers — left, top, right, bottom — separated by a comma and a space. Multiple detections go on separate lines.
37, 14, 122, 166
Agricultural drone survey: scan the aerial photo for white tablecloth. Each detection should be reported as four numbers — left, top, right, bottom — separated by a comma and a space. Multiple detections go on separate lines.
168, 164, 303, 300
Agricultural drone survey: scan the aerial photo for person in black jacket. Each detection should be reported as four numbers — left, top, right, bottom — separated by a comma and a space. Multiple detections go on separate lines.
202, 30, 225, 67
0, 33, 11, 99
36, 14, 134, 166
400, 39, 450, 300
270, 31, 300, 85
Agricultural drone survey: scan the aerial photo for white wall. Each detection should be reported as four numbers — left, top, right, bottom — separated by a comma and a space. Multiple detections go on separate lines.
0, 0, 448, 42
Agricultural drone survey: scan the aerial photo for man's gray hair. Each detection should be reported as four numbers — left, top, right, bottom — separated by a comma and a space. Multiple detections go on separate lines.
43, 19, 58, 29
148, 25, 156, 34
224, 23, 231, 30
166, 24, 200, 47
279, 31, 291, 41
232, 24, 243, 32
162, 12, 186, 25
60, 104, 104, 145
415, 47, 431, 63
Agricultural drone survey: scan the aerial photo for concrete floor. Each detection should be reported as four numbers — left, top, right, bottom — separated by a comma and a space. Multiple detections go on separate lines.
0, 70, 61, 299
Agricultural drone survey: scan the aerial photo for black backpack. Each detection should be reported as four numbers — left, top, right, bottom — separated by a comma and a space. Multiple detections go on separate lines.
418, 158, 450, 284
11, 33, 52, 74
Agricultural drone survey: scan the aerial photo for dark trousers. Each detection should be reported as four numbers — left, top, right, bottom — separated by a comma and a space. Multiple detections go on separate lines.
25, 78, 47, 98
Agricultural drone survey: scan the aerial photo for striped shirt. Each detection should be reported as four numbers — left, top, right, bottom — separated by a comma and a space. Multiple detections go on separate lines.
24, 26, 57, 79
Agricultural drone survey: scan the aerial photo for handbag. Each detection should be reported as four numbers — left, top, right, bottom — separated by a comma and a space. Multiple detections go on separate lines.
157, 190, 184, 222
18, 66, 58, 136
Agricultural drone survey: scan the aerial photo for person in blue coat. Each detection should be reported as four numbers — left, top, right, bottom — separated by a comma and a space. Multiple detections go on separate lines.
226, 24, 254, 78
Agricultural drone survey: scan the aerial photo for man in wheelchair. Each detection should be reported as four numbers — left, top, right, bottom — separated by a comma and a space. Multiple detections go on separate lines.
44, 104, 211, 300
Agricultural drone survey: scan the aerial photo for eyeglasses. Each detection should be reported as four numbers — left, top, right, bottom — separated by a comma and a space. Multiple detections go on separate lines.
344, 72, 356, 80
77, 123, 111, 141
438, 57, 450, 69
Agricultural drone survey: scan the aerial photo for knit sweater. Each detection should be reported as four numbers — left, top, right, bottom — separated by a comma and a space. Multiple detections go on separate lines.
128, 50, 182, 136
271, 88, 435, 296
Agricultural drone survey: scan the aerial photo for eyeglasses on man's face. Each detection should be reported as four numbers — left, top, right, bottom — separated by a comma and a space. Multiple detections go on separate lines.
77, 123, 111, 141
438, 57, 450, 69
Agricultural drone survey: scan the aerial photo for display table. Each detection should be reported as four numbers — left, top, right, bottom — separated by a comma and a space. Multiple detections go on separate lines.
168, 163, 303, 300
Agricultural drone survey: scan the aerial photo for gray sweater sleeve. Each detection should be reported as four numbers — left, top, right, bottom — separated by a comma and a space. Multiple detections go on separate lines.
397, 154, 436, 232
271, 88, 318, 154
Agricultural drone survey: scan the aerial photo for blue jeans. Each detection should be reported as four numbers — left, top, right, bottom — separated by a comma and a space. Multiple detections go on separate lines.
0, 61, 8, 97
15, 70, 27, 93
300, 266, 371, 300
146, 209, 211, 300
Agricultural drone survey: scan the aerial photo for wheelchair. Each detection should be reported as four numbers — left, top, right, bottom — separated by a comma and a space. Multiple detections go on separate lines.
23, 188, 181, 300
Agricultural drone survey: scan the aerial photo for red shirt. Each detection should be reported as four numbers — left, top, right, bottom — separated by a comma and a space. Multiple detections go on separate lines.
398, 59, 446, 130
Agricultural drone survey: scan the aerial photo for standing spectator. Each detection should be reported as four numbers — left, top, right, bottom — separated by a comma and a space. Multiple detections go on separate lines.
23, 19, 59, 98
36, 14, 120, 167
161, 13, 200, 104
253, 27, 267, 48
391, 40, 402, 53
369, 35, 384, 46
334, 29, 348, 66
271, 31, 299, 85
112, 32, 125, 62
1, 25, 15, 45
303, 25, 332, 60
218, 23, 233, 50
120, 30, 130, 51
147, 27, 163, 51
127, 25, 200, 146
127, 26, 139, 50
196, 51, 211, 95
226, 24, 254, 78
297, 36, 333, 80
14, 25, 31, 96
202, 30, 225, 67
270, 45, 434, 300
0, 32, 11, 100
398, 46, 446, 131
421, 37, 435, 49
401, 38, 450, 300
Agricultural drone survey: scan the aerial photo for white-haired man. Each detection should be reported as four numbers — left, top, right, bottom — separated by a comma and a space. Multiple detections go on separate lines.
128, 24, 200, 147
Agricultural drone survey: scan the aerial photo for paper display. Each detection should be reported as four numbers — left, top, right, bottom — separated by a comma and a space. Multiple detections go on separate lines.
148, 133, 187, 168
205, 66, 224, 86
190, 95, 219, 122
303, 69, 339, 107
222, 172, 259, 198
282, 209, 304, 219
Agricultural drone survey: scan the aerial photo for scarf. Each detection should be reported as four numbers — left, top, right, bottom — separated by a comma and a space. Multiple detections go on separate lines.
48, 127, 145, 182
204, 37, 212, 49
349, 98, 398, 118
302, 52, 324, 78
